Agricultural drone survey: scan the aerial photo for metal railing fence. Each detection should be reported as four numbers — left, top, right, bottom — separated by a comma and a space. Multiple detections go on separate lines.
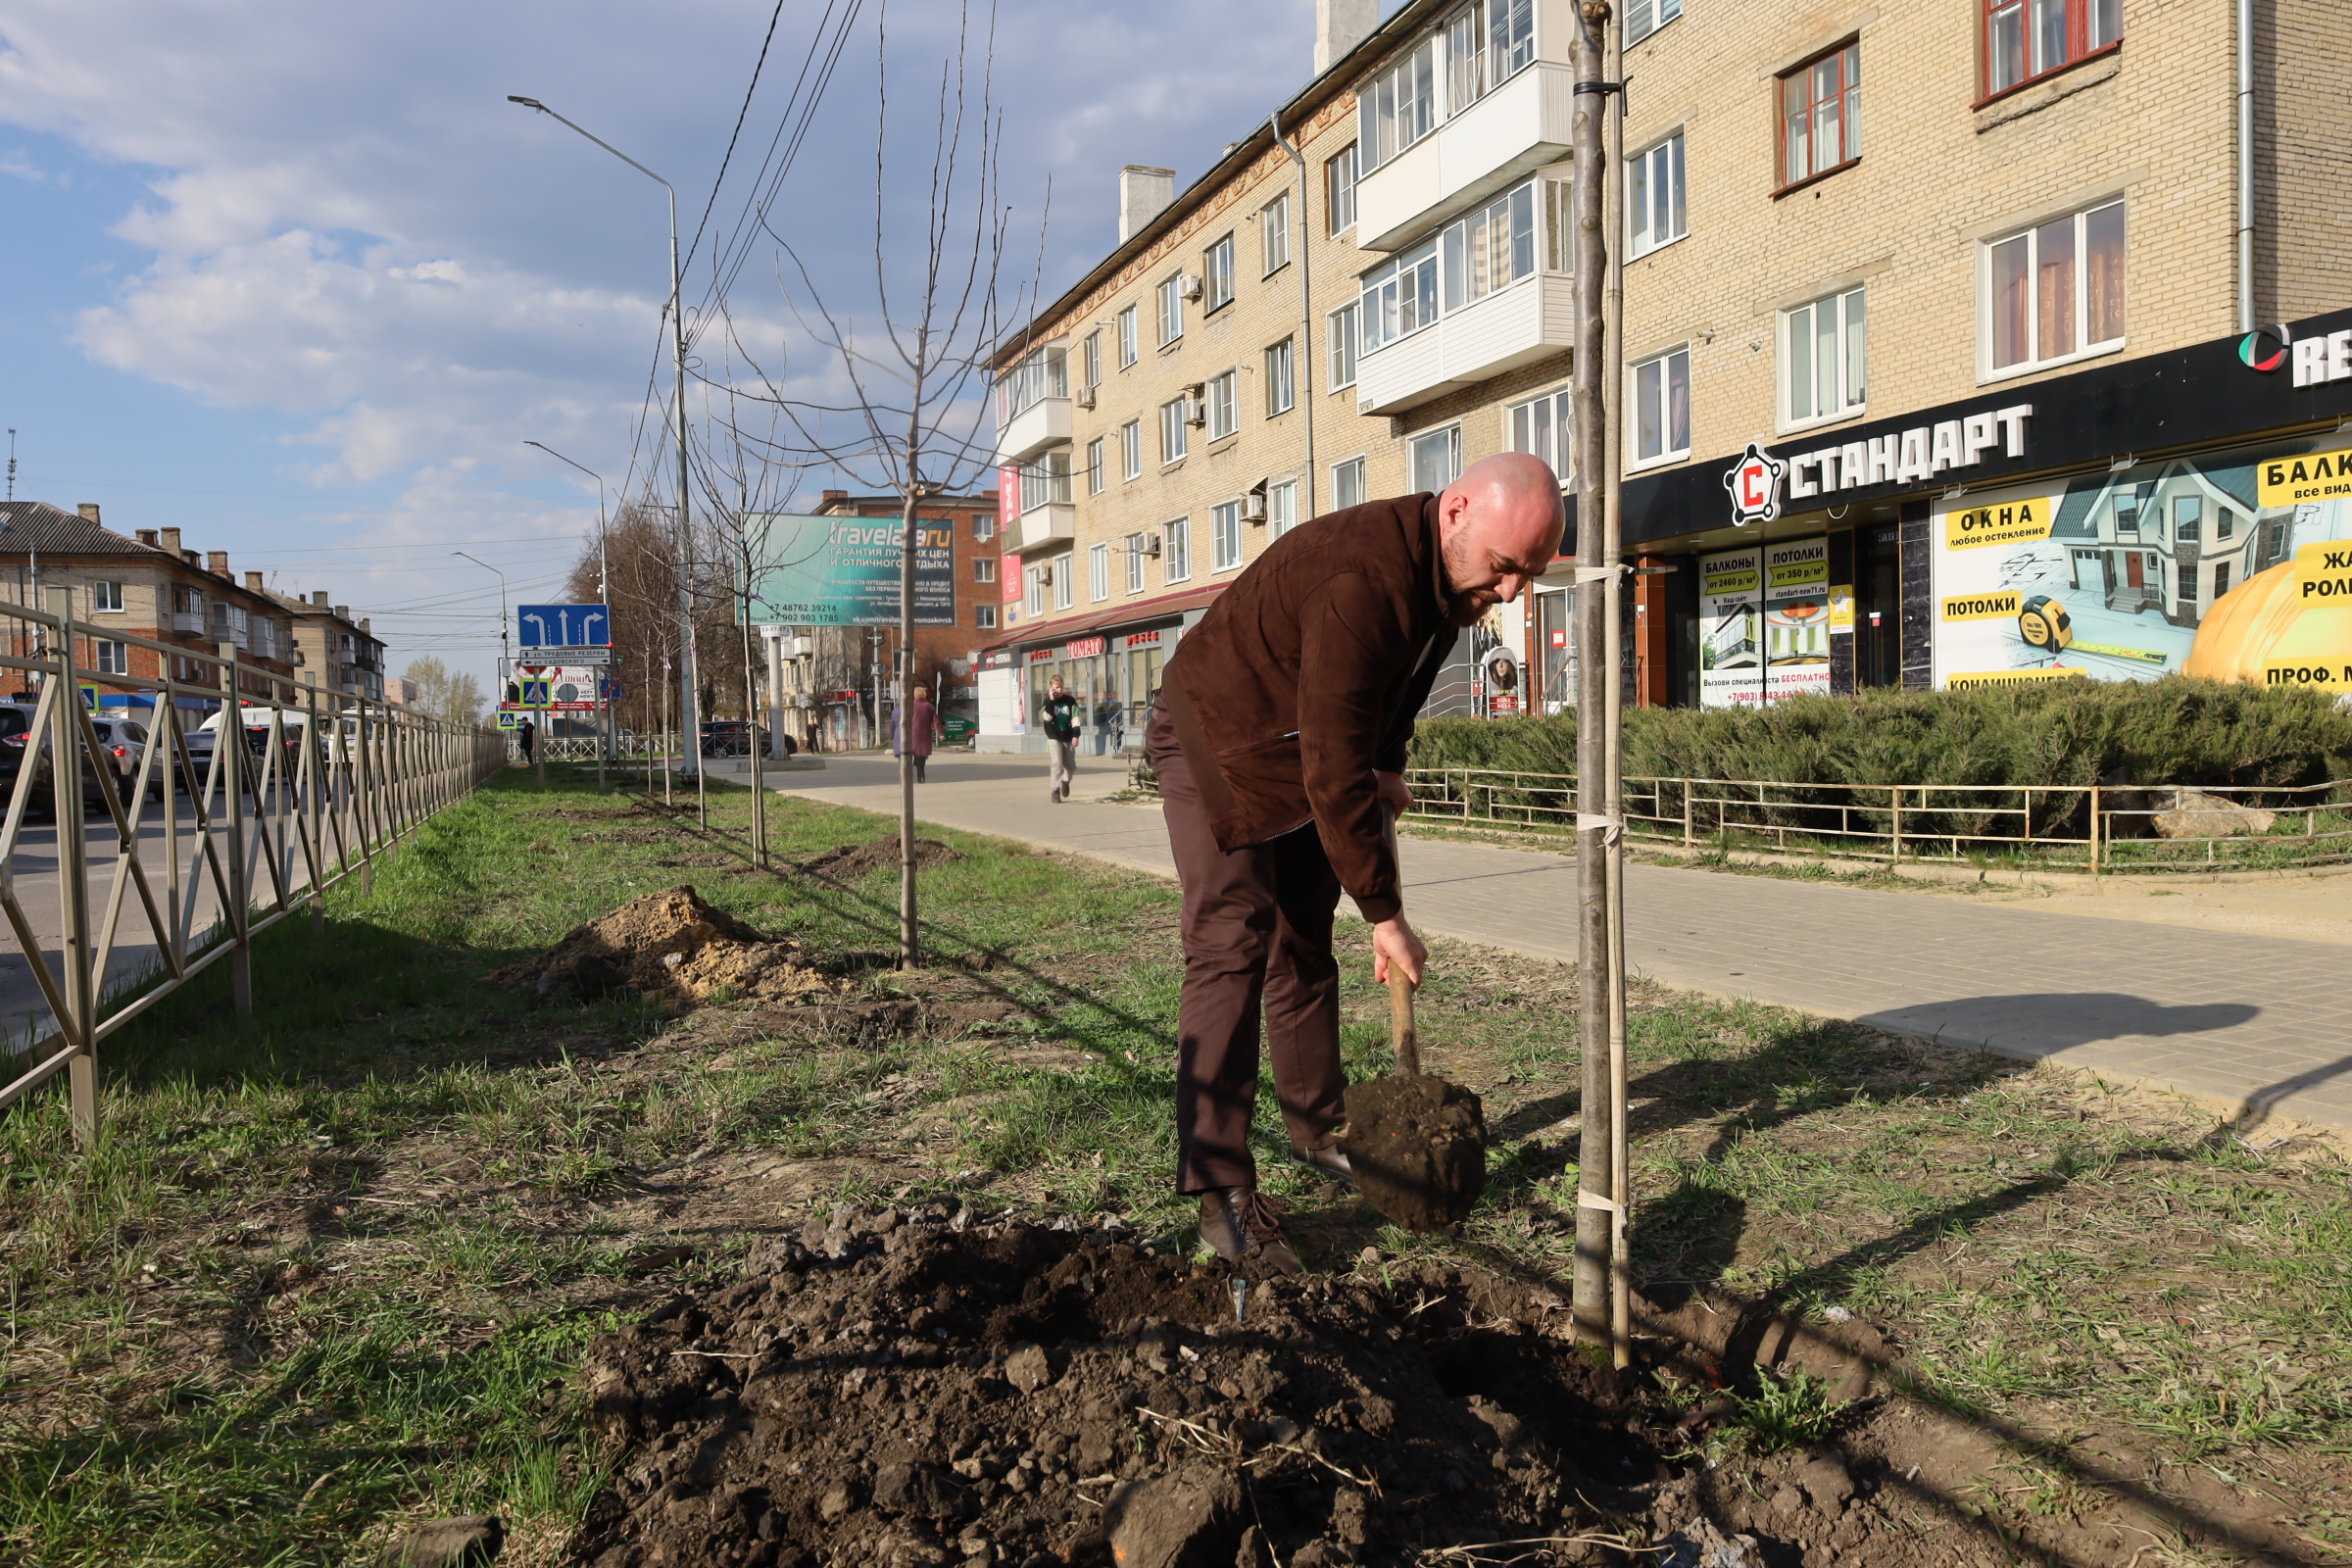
1397, 766, 2352, 872
0, 591, 507, 1148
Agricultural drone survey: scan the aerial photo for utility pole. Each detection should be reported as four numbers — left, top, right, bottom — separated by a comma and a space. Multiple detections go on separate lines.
1570, 0, 1625, 1354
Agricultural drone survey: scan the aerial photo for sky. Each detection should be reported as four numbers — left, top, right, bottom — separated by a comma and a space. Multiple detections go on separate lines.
0, 0, 1394, 696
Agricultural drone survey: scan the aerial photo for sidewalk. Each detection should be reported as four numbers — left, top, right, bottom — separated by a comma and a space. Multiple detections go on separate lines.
710, 751, 2352, 1132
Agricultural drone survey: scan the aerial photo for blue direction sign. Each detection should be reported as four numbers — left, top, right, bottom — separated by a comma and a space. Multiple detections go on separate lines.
516, 604, 610, 649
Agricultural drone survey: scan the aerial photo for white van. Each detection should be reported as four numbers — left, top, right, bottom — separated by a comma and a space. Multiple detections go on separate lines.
197, 705, 363, 771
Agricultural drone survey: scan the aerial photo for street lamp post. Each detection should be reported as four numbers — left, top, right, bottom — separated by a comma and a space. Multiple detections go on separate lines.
525, 439, 612, 785
454, 550, 518, 775
509, 94, 700, 782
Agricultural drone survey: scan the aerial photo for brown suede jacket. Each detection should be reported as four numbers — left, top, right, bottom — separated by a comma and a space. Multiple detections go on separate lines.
1160, 493, 1451, 922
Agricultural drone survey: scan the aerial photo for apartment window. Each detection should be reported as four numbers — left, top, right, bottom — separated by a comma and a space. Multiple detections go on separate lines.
976, 604, 998, 629
1326, 143, 1358, 234
1629, 133, 1687, 259
1083, 329, 1102, 388
1165, 518, 1193, 583
1410, 425, 1462, 493
1332, 456, 1368, 510
1327, 304, 1359, 388
1159, 397, 1190, 464
1018, 448, 1072, 510
92, 581, 124, 612
1631, 346, 1692, 466
1359, 36, 1436, 171
1508, 388, 1573, 478
1087, 436, 1106, 495
1206, 370, 1238, 441
1544, 177, 1572, 272
1261, 195, 1291, 275
1268, 478, 1299, 537
1120, 419, 1143, 480
1212, 501, 1246, 572
1445, 0, 1536, 114
1000, 345, 1067, 421
1203, 234, 1236, 313
1783, 285, 1867, 425
1985, 200, 2125, 374
1053, 551, 1075, 611
1359, 240, 1438, 354
1779, 42, 1859, 189
94, 640, 128, 675
1156, 274, 1185, 345
1026, 563, 1049, 617
1265, 338, 1297, 416
1984, 0, 2121, 99
1443, 182, 1537, 312
1624, 0, 1682, 46
1090, 542, 1112, 602
1124, 534, 1146, 594
1117, 305, 1139, 367
974, 558, 997, 584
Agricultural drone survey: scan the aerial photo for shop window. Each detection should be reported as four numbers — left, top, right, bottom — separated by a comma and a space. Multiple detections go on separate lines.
1628, 133, 1687, 260
1332, 456, 1368, 510
1212, 501, 1246, 572
1507, 388, 1572, 480
1326, 143, 1358, 235
1984, 0, 2120, 101
1410, 425, 1461, 493
1268, 478, 1299, 537
1203, 234, 1236, 313
1778, 41, 1859, 190
1782, 285, 1866, 426
1164, 518, 1193, 584
1984, 199, 2125, 376
1630, 346, 1691, 466
1624, 0, 1682, 46
1090, 543, 1111, 603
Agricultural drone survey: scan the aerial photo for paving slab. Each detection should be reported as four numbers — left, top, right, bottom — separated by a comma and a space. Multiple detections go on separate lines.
716, 752, 2352, 1132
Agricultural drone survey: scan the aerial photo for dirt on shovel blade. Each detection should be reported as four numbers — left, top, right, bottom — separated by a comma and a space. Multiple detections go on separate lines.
1337, 1075, 1488, 1232
563, 1204, 1671, 1568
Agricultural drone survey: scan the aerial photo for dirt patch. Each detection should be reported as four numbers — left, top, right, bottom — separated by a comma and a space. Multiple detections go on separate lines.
1336, 1076, 1488, 1233
654, 855, 741, 868
579, 829, 671, 844
800, 836, 963, 880
492, 884, 839, 1007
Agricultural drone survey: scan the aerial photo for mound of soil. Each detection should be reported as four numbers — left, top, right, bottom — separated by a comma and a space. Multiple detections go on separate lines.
494, 884, 836, 1007
1336, 1075, 1488, 1233
566, 1204, 1684, 1568
801, 836, 963, 880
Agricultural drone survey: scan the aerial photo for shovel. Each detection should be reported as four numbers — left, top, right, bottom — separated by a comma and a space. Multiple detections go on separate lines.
1333, 818, 1489, 1232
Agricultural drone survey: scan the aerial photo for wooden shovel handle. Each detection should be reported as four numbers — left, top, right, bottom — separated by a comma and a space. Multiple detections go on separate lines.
1387, 966, 1421, 1077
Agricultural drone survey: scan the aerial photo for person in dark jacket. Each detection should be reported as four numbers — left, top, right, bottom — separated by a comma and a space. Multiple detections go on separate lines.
1041, 674, 1083, 802
1148, 453, 1564, 1272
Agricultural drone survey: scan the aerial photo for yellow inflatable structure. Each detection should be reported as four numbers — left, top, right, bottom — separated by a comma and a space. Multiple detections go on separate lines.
2184, 555, 2352, 681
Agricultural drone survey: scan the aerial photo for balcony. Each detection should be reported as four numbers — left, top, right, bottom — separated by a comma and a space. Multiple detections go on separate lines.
1356, 60, 1574, 253
1007, 504, 1076, 554
171, 612, 204, 634
1355, 272, 1576, 415
995, 397, 1070, 465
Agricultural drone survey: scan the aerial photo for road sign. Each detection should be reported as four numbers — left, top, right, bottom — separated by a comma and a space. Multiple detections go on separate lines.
530, 645, 612, 663
496, 710, 518, 730
513, 665, 603, 708
518, 678, 552, 708
600, 680, 622, 701
516, 604, 611, 649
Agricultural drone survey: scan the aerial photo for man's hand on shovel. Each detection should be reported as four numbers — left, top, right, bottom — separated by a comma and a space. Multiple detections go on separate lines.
1372, 780, 1428, 988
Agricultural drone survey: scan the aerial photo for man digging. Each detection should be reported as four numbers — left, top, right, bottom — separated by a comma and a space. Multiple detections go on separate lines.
1147, 454, 1565, 1273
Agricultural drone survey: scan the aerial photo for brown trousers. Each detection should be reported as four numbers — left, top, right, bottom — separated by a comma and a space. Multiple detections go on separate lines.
1149, 710, 1348, 1194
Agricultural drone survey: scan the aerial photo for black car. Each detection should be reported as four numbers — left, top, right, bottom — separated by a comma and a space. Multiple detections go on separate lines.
0, 703, 150, 813
699, 720, 767, 758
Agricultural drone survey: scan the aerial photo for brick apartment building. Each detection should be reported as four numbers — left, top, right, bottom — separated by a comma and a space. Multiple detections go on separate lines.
0, 502, 311, 711
268, 590, 387, 705
769, 488, 1003, 749
982, 0, 2352, 743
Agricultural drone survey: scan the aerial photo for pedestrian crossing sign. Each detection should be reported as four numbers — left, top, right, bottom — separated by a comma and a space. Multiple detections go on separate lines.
496, 710, 518, 730
519, 678, 552, 708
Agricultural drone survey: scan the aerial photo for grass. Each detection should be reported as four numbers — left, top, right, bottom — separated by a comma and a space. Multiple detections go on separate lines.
2, 762, 2347, 1564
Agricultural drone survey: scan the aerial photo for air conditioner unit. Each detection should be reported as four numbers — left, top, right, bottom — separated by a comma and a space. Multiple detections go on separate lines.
1142, 535, 1163, 559
1184, 399, 1206, 428
1179, 273, 1202, 302
1037, 565, 1054, 585
1075, 385, 1097, 410
1240, 491, 1267, 524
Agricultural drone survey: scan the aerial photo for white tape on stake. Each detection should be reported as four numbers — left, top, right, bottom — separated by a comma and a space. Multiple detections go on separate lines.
1571, 564, 1631, 583
1576, 812, 1624, 843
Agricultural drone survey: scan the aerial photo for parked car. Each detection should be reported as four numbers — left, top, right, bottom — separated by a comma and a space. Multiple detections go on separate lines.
699, 720, 767, 758
0, 703, 152, 813
198, 705, 360, 774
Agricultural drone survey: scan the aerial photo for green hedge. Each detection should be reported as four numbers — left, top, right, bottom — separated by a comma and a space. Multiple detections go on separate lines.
1407, 680, 2352, 842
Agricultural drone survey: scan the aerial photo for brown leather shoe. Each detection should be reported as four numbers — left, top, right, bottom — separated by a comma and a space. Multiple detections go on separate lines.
1198, 1188, 1301, 1276
1292, 1143, 1356, 1188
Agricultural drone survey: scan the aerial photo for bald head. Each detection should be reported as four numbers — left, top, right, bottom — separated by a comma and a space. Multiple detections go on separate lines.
1434, 452, 1567, 626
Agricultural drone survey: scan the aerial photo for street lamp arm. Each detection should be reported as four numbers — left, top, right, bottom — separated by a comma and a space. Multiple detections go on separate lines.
508, 96, 674, 197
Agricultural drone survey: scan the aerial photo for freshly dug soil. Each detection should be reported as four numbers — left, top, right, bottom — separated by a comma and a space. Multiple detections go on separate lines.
1336, 1076, 1488, 1232
493, 884, 837, 1007
565, 1204, 1673, 1568
801, 836, 963, 880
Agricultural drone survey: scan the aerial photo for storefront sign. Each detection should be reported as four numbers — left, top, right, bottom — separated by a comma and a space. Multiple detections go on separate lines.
1064, 636, 1107, 659
1026, 648, 1056, 663
2258, 446, 2352, 508
1932, 432, 2352, 689
1722, 443, 1787, 527
1698, 539, 1830, 707
1945, 667, 2087, 689
2290, 329, 2352, 388
1124, 629, 1163, 648
2263, 661, 2352, 689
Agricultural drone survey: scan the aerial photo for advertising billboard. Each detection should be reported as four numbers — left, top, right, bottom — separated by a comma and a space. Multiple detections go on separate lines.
1930, 434, 2352, 690
1698, 536, 1833, 708
742, 514, 956, 628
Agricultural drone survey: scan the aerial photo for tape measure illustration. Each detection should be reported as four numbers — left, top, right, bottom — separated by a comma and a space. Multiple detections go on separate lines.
2016, 595, 2168, 666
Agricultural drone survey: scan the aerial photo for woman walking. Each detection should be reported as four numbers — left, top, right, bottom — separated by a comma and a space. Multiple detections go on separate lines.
894, 685, 943, 781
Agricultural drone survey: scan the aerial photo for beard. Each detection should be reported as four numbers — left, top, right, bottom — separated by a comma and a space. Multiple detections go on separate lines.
1439, 529, 1491, 626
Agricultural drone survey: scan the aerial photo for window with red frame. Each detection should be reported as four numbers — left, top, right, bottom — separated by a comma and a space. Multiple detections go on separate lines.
1779, 41, 1859, 189
1984, 0, 2120, 99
